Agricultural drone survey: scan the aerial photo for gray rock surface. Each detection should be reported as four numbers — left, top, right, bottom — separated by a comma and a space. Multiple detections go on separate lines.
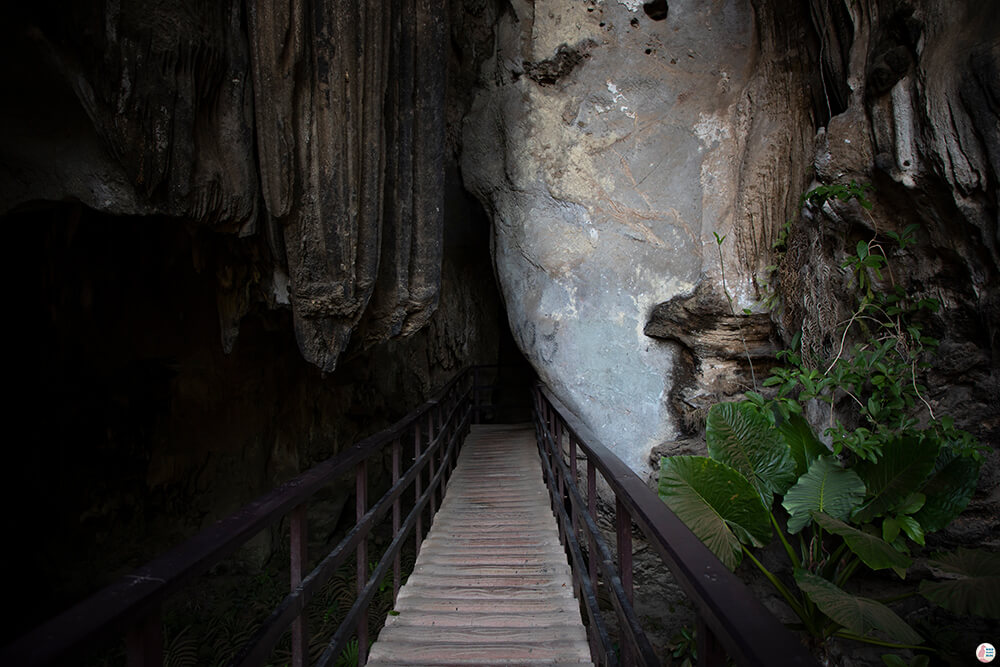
462, 0, 816, 471
462, 0, 998, 483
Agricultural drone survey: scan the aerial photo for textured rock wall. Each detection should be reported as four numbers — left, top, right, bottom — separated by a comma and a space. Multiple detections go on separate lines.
1, 0, 449, 373
462, 0, 818, 472
774, 0, 1000, 546
462, 0, 998, 481
0, 0, 503, 638
246, 0, 447, 370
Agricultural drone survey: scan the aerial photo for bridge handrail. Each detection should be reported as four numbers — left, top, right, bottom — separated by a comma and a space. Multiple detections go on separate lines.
534, 384, 819, 666
1, 366, 481, 666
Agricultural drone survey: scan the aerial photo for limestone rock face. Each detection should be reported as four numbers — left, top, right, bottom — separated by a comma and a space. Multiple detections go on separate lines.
781, 0, 1000, 545
1, 0, 449, 373
462, 0, 818, 471
246, 0, 447, 370
0, 1, 257, 224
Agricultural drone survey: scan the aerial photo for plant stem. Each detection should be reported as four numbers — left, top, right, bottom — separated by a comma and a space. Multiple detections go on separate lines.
770, 513, 801, 569
911, 358, 935, 419
835, 556, 861, 589
740, 544, 811, 628
820, 541, 847, 580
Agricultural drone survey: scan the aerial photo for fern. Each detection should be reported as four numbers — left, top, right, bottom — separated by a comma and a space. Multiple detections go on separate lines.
163, 625, 198, 667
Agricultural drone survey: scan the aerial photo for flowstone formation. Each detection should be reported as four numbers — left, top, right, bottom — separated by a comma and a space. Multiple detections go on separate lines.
1, 0, 449, 373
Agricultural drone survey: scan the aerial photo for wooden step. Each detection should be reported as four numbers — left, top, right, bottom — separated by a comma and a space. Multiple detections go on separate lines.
380, 611, 584, 629
403, 573, 571, 588
366, 639, 593, 664
374, 624, 588, 645
412, 563, 570, 577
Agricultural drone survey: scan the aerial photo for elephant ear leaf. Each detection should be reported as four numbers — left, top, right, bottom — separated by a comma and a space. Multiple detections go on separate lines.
919, 548, 1000, 619
777, 414, 828, 477
706, 402, 797, 506
913, 451, 980, 532
852, 436, 939, 523
658, 455, 771, 571
812, 512, 912, 571
795, 570, 923, 645
782, 456, 866, 534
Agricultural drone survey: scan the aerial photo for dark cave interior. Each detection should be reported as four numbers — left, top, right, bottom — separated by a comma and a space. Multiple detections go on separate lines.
1, 189, 529, 645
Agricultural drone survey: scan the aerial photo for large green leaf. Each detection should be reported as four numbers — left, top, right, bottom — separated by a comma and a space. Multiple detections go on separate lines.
853, 437, 939, 523
782, 456, 866, 534
795, 570, 923, 645
706, 402, 797, 506
913, 452, 980, 532
812, 512, 912, 571
777, 414, 828, 477
919, 548, 1000, 619
658, 456, 771, 570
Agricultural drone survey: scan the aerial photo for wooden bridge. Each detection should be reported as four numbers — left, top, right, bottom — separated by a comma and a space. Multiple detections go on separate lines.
1, 366, 818, 666
367, 424, 592, 666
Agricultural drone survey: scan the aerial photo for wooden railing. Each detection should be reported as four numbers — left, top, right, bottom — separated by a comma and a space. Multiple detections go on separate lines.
533, 384, 820, 666
1, 366, 488, 667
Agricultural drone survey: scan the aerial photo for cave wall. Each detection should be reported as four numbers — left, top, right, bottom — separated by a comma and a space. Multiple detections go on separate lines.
0, 0, 505, 640
460, 0, 998, 488
1, 0, 452, 373
461, 0, 819, 472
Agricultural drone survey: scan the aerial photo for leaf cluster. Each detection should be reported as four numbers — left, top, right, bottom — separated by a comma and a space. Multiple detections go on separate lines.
658, 402, 993, 654
800, 180, 875, 210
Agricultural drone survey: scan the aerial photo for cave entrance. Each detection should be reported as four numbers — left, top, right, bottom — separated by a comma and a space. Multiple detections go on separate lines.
443, 162, 535, 424
489, 304, 537, 423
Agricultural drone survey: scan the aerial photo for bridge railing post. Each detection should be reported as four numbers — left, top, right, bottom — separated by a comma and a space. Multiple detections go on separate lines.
472, 366, 481, 423
290, 503, 308, 667
355, 460, 368, 665
414, 425, 423, 555
427, 410, 437, 518
586, 459, 598, 600
392, 437, 402, 602
697, 614, 726, 666
125, 609, 162, 667
555, 419, 566, 547
616, 499, 634, 665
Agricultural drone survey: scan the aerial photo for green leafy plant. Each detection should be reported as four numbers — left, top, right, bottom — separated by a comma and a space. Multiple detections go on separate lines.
334, 639, 360, 667
660, 183, 996, 659
659, 401, 995, 654
747, 183, 980, 466
668, 625, 697, 667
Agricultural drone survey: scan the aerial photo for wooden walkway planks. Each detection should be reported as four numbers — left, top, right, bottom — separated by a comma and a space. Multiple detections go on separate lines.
366, 424, 593, 666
